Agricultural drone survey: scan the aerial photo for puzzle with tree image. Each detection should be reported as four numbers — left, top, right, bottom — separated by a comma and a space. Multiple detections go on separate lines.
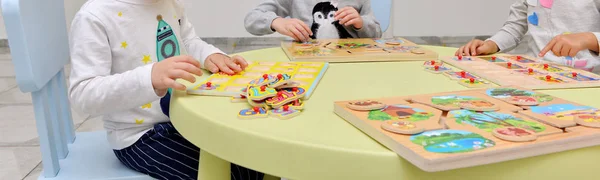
281, 38, 438, 62
334, 86, 600, 172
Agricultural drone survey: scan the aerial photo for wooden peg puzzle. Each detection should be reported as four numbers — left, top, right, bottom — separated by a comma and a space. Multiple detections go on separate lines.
440, 55, 600, 90
334, 86, 600, 172
188, 61, 328, 99
281, 38, 438, 62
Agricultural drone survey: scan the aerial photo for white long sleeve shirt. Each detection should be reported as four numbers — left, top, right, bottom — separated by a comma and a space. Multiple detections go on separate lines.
488, 0, 600, 73
68, 0, 223, 150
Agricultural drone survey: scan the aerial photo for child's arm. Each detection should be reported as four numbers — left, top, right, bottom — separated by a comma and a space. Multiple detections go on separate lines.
487, 0, 529, 53
539, 32, 600, 57
456, 0, 528, 56
244, 0, 292, 36
68, 12, 169, 116
336, 0, 382, 38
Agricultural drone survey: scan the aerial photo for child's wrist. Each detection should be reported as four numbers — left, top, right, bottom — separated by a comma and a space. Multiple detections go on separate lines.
485, 40, 500, 53
582, 32, 599, 52
270, 17, 282, 31
154, 89, 168, 97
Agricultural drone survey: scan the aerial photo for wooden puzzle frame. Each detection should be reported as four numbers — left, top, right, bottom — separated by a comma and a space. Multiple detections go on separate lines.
334, 86, 600, 172
187, 61, 328, 99
440, 55, 600, 90
281, 38, 438, 62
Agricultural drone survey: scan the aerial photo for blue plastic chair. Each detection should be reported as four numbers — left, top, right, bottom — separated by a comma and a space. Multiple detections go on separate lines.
2, 0, 152, 179
371, 0, 392, 32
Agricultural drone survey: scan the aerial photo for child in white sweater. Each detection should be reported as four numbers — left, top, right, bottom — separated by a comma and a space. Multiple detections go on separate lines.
68, 0, 263, 179
456, 0, 600, 73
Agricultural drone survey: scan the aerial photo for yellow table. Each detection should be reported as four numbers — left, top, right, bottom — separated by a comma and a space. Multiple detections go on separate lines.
171, 46, 600, 180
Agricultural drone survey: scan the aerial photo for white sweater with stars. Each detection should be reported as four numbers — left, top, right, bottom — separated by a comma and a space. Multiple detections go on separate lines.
68, 0, 223, 150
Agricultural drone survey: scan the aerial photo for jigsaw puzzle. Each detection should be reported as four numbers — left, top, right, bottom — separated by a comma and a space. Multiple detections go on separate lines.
281, 38, 438, 62
334, 86, 600, 172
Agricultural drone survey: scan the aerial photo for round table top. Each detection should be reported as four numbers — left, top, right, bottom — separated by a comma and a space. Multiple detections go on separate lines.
171, 46, 600, 180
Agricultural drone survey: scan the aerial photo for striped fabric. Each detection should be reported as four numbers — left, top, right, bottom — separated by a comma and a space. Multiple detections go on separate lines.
114, 122, 264, 180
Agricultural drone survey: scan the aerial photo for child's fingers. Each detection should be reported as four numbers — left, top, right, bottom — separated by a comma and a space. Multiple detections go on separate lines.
225, 59, 242, 73
204, 61, 219, 73
289, 27, 307, 42
294, 19, 313, 36
335, 9, 350, 21
464, 42, 473, 56
344, 19, 360, 27
457, 46, 465, 56
176, 62, 203, 76
470, 42, 480, 56
169, 69, 196, 83
340, 14, 358, 25
232, 56, 249, 69
164, 78, 187, 91
174, 56, 201, 68
539, 38, 557, 57
213, 59, 235, 74
293, 23, 311, 41
568, 48, 579, 57
551, 42, 563, 56
560, 46, 570, 57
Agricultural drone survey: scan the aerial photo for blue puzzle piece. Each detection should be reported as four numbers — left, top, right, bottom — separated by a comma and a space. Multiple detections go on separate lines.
528, 12, 539, 26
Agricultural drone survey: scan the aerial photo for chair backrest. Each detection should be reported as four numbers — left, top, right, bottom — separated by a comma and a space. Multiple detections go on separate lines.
371, 0, 393, 32
2, 0, 75, 178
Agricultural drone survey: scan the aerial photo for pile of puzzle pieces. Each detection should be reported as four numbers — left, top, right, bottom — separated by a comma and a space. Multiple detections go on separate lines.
233, 73, 306, 119
423, 57, 492, 88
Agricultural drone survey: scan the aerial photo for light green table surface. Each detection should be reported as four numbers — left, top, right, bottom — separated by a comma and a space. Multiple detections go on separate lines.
171, 46, 600, 180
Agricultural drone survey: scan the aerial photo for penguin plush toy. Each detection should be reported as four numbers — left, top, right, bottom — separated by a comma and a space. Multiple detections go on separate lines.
310, 2, 353, 39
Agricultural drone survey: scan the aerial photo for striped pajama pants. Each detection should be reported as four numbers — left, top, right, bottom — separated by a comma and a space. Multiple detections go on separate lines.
113, 122, 265, 180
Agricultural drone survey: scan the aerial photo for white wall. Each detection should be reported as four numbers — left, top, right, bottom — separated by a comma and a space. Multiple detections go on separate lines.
0, 0, 517, 39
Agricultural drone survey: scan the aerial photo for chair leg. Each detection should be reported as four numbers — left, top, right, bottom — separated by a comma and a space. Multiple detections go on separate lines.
48, 76, 68, 159
32, 89, 60, 177
56, 69, 75, 143
198, 150, 230, 180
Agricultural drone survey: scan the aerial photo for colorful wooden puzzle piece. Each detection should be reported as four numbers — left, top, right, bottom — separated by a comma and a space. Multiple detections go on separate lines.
270, 105, 301, 120
247, 86, 277, 100
238, 107, 269, 119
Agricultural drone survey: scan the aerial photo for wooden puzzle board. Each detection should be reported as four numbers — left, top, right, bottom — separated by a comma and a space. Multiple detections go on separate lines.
187, 61, 328, 99
440, 55, 600, 90
281, 38, 438, 62
334, 86, 600, 172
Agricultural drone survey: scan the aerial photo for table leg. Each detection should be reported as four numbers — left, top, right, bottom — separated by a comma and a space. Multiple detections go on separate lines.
198, 150, 230, 180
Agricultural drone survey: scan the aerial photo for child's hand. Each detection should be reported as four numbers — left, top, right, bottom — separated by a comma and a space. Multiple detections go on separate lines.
335, 7, 363, 29
456, 39, 499, 56
271, 18, 313, 42
204, 54, 248, 75
539, 32, 598, 57
151, 55, 203, 92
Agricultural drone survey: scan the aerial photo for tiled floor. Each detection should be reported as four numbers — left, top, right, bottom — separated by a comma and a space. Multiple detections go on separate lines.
0, 36, 530, 180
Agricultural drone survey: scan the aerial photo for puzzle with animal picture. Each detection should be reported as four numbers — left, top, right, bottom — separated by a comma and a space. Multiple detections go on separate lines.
187, 61, 328, 99
440, 55, 600, 90
334, 86, 600, 172
281, 38, 438, 62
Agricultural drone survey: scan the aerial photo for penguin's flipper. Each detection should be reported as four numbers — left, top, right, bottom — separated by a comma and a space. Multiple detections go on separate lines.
310, 24, 319, 39
334, 22, 353, 39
